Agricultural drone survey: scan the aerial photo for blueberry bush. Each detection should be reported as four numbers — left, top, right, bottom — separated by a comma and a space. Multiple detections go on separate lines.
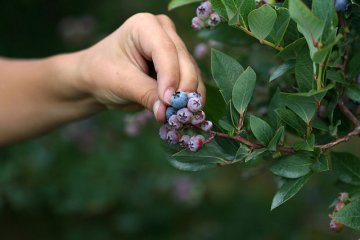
167, 0, 360, 232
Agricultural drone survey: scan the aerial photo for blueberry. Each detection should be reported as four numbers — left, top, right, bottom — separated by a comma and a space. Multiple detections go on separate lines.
168, 114, 182, 129
196, 1, 212, 20
191, 110, 206, 125
179, 135, 190, 148
187, 97, 202, 112
165, 106, 177, 120
200, 120, 213, 132
188, 135, 204, 152
171, 92, 188, 109
191, 17, 204, 30
335, 0, 349, 12
167, 130, 181, 144
207, 13, 221, 27
176, 108, 193, 123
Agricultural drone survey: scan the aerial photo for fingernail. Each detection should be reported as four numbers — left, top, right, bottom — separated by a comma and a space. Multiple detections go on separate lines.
153, 100, 161, 117
164, 88, 175, 105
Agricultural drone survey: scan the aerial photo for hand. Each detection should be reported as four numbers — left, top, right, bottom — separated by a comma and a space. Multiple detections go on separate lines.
77, 13, 205, 122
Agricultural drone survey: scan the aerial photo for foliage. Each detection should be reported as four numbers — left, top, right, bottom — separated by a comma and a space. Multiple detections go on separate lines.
168, 0, 360, 232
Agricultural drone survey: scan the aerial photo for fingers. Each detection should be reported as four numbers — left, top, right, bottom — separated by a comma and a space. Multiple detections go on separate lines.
131, 13, 180, 105
156, 15, 204, 95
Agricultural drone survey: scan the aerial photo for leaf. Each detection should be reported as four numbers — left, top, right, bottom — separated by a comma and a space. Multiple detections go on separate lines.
312, 0, 338, 45
348, 51, 360, 80
333, 200, 360, 230
218, 119, 235, 132
331, 152, 360, 186
248, 4, 277, 40
204, 83, 227, 127
268, 126, 285, 151
279, 94, 317, 124
234, 145, 250, 162
271, 174, 311, 210
289, 0, 325, 58
293, 134, 315, 151
346, 85, 360, 102
269, 60, 296, 82
267, 8, 291, 47
270, 154, 313, 179
295, 45, 315, 91
249, 115, 274, 146
169, 141, 234, 171
275, 108, 307, 137
311, 154, 329, 173
234, 0, 256, 28
232, 67, 257, 114
277, 38, 306, 59
168, 0, 201, 10
326, 70, 346, 84
211, 0, 228, 18
245, 148, 267, 163
211, 49, 244, 103
221, 0, 238, 20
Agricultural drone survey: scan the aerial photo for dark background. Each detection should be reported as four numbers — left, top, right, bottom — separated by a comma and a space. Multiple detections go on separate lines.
0, 0, 359, 239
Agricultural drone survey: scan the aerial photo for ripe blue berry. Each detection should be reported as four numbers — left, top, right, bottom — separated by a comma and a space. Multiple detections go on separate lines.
191, 110, 206, 125
171, 92, 189, 109
187, 92, 202, 100
167, 130, 181, 144
187, 97, 202, 112
159, 124, 170, 140
196, 1, 212, 20
335, 0, 349, 12
200, 120, 213, 132
191, 17, 204, 30
176, 108, 193, 123
208, 13, 221, 27
166, 106, 177, 120
179, 135, 190, 147
168, 114, 182, 129
188, 135, 204, 152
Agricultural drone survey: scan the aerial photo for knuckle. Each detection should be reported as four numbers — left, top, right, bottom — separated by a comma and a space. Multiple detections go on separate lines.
157, 14, 176, 29
140, 89, 156, 108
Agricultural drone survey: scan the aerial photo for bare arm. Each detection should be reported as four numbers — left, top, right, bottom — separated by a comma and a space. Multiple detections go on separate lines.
0, 13, 205, 146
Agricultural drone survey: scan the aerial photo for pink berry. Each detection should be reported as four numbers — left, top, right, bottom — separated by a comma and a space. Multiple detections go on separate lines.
176, 108, 193, 123
187, 97, 202, 112
196, 1, 212, 19
179, 135, 190, 147
191, 110, 206, 125
191, 17, 204, 30
167, 130, 181, 144
334, 202, 345, 212
329, 219, 344, 232
207, 12, 220, 27
168, 114, 182, 129
159, 124, 170, 141
200, 120, 213, 131
188, 136, 204, 152
338, 192, 350, 202
196, 134, 205, 141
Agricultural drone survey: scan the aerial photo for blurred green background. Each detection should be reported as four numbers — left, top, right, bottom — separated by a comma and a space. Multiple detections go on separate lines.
0, 0, 359, 239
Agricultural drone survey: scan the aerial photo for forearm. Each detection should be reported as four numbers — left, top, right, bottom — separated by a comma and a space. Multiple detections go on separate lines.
0, 53, 104, 146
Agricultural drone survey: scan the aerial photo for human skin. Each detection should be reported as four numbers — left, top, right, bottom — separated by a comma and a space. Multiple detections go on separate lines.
0, 13, 205, 146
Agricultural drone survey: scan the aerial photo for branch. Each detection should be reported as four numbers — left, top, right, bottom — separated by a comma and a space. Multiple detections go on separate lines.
338, 100, 360, 127
318, 126, 360, 151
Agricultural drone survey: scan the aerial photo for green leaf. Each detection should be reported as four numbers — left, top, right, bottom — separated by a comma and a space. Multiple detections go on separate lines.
289, 0, 325, 58
295, 45, 315, 91
346, 85, 360, 102
333, 200, 360, 231
269, 60, 296, 82
169, 141, 234, 171
271, 174, 311, 210
279, 94, 317, 124
204, 83, 227, 127
234, 0, 256, 28
218, 119, 235, 132
275, 108, 307, 137
268, 126, 285, 151
327, 70, 346, 84
168, 0, 201, 10
293, 134, 315, 151
277, 38, 306, 59
245, 148, 267, 163
248, 4, 277, 40
267, 8, 291, 47
211, 49, 244, 103
232, 67, 257, 114
211, 0, 228, 18
270, 154, 313, 179
331, 152, 360, 186
312, 0, 338, 45
311, 154, 329, 173
348, 51, 360, 80
250, 115, 274, 146
234, 145, 251, 162
221, 0, 238, 21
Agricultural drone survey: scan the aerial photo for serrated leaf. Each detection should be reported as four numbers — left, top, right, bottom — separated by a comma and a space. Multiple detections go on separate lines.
331, 152, 360, 186
168, 0, 201, 10
250, 115, 274, 146
268, 126, 285, 151
169, 141, 234, 171
269, 60, 295, 82
346, 85, 360, 102
232, 67, 256, 114
248, 4, 277, 40
267, 8, 291, 47
333, 200, 360, 231
271, 174, 311, 210
293, 134, 315, 151
270, 154, 313, 179
295, 45, 315, 91
275, 108, 307, 137
211, 49, 244, 103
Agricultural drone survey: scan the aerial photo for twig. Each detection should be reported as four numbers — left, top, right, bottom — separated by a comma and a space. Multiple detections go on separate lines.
318, 126, 360, 151
338, 100, 360, 127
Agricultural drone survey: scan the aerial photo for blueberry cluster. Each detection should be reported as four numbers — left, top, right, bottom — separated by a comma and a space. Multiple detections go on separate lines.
159, 91, 213, 152
191, 1, 221, 30
335, 0, 350, 12
329, 192, 350, 232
